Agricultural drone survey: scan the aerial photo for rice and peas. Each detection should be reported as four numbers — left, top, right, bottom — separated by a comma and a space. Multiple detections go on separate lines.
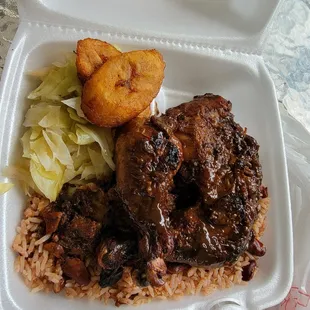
7, 53, 269, 306
12, 195, 269, 306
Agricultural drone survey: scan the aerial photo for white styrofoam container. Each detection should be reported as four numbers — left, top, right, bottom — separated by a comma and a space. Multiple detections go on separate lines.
0, 1, 293, 309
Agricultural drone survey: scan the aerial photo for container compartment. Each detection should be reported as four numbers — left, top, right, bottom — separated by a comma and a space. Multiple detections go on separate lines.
0, 24, 292, 309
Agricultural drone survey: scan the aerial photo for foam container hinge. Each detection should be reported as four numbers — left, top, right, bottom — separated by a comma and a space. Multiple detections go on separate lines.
0, 1, 293, 309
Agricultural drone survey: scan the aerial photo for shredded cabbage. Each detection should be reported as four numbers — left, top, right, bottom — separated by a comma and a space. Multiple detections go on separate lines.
5, 53, 115, 201
2, 163, 40, 196
27, 67, 52, 80
0, 183, 14, 195
42, 129, 74, 167
28, 55, 82, 101
62, 97, 86, 119
88, 146, 110, 178
68, 125, 96, 145
77, 124, 115, 170
24, 105, 71, 128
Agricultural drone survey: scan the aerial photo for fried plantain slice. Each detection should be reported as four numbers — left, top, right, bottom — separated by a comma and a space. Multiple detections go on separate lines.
76, 38, 121, 82
81, 49, 165, 128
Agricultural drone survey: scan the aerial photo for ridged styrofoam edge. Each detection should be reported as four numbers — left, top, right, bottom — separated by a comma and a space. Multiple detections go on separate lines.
16, 0, 285, 56
0, 21, 293, 310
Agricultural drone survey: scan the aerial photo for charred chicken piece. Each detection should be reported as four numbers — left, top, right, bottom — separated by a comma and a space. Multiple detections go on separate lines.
58, 214, 102, 256
41, 210, 63, 235
113, 94, 264, 285
146, 257, 167, 286
114, 116, 183, 286
161, 94, 262, 265
157, 93, 262, 205
62, 257, 90, 285
71, 184, 108, 222
40, 184, 109, 284
97, 236, 137, 287
167, 194, 255, 266
43, 242, 64, 258
97, 237, 136, 270
99, 267, 124, 288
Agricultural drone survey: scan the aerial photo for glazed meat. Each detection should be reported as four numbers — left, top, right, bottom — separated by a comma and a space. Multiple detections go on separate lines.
62, 257, 90, 286
40, 94, 264, 288
158, 94, 263, 266
160, 94, 262, 205
115, 116, 183, 285
41, 184, 109, 285
97, 236, 137, 288
114, 93, 263, 285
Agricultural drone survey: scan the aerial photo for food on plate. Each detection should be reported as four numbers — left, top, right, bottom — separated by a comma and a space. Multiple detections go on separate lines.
13, 186, 269, 304
76, 38, 121, 82
42, 183, 107, 285
113, 93, 265, 286
4, 54, 114, 201
0, 182, 14, 194
27, 55, 81, 101
81, 49, 165, 127
10, 39, 269, 306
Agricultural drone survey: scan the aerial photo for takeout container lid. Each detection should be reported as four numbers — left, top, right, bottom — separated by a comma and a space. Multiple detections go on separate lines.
0, 1, 293, 310
18, 0, 283, 54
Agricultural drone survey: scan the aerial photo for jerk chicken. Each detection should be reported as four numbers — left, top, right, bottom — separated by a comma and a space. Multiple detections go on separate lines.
40, 184, 107, 285
41, 93, 266, 288
112, 93, 265, 286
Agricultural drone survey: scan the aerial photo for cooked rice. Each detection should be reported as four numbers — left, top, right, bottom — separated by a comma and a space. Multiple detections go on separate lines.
12, 195, 269, 306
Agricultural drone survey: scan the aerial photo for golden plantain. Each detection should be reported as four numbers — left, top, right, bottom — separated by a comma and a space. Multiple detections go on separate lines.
76, 38, 121, 82
81, 49, 165, 128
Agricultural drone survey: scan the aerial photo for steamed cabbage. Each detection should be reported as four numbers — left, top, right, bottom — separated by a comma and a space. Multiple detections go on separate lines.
5, 54, 115, 201
62, 97, 86, 119
28, 55, 82, 101
0, 183, 14, 195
